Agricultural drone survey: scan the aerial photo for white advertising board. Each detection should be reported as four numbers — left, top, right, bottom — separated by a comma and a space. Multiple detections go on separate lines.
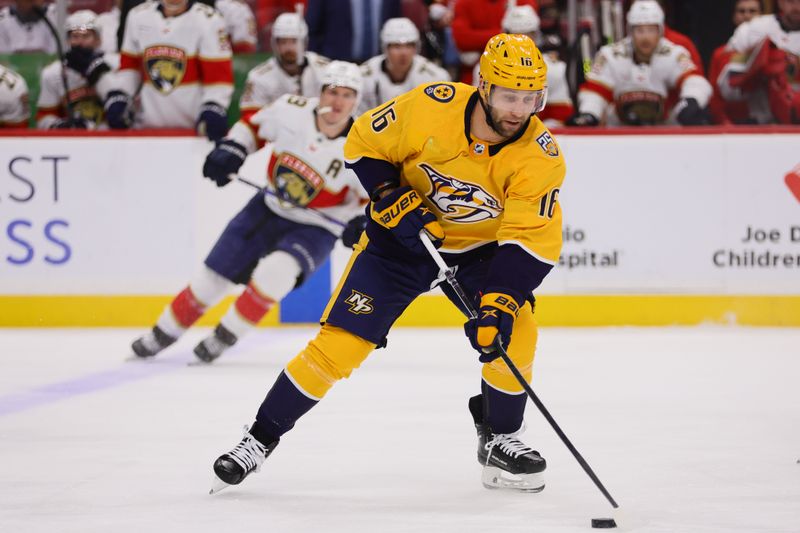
1, 133, 798, 299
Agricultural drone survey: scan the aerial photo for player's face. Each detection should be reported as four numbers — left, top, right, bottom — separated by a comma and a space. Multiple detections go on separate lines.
68, 29, 100, 50
631, 25, 660, 59
778, 0, 800, 30
733, 0, 761, 25
318, 86, 357, 124
488, 86, 545, 138
276, 38, 300, 65
385, 43, 416, 72
161, 0, 189, 15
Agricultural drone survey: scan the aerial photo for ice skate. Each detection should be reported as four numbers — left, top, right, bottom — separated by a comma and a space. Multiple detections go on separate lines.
210, 426, 279, 494
194, 324, 238, 363
470, 396, 546, 492
131, 326, 176, 358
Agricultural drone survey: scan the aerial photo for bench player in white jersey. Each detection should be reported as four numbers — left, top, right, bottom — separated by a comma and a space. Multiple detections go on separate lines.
718, 0, 800, 124
131, 61, 369, 363
215, 0, 257, 53
0, 63, 28, 128
472, 5, 574, 127
36, 10, 120, 130
102, 0, 233, 141
568, 0, 711, 127
0, 0, 56, 54
236, 11, 329, 133
358, 17, 450, 115
96, 0, 121, 53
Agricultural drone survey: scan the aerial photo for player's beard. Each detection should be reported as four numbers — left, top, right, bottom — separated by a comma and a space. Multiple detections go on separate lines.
488, 107, 527, 139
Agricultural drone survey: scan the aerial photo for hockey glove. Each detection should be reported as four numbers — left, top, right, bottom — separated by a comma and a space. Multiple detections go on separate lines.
464, 292, 520, 363
676, 98, 709, 126
65, 46, 110, 85
565, 112, 599, 127
197, 102, 228, 142
202, 138, 247, 187
370, 186, 444, 254
104, 91, 133, 129
341, 214, 367, 249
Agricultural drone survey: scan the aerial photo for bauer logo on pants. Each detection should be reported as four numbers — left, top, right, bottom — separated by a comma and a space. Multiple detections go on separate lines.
345, 290, 374, 315
144, 46, 187, 94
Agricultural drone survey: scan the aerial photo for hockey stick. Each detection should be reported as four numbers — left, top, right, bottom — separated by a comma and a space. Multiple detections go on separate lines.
230, 173, 347, 228
34, 6, 75, 120
418, 231, 621, 516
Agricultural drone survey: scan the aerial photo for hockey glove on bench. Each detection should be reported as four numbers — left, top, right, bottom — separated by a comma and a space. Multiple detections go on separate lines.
370, 185, 444, 254
465, 292, 520, 363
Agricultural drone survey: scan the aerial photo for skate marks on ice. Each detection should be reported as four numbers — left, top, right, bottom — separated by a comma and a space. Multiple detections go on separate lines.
0, 327, 799, 532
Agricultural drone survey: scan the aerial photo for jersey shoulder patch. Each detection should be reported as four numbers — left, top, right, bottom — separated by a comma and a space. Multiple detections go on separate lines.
423, 83, 455, 103
535, 130, 559, 157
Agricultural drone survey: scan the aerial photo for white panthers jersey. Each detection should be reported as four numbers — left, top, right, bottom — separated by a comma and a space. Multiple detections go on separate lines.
0, 5, 57, 54
37, 53, 120, 129
214, 0, 257, 53
359, 54, 450, 113
110, 0, 233, 128
239, 94, 368, 236
236, 52, 330, 138
729, 14, 800, 57
579, 37, 710, 125
97, 6, 120, 54
0, 64, 29, 127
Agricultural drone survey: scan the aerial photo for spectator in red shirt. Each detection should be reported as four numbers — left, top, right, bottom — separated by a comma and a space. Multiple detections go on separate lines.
450, 0, 538, 83
707, 0, 763, 124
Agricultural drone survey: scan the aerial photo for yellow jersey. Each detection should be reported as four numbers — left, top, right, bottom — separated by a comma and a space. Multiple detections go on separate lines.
344, 82, 565, 267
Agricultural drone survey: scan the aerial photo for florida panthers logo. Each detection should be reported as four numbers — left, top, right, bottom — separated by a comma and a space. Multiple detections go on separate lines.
271, 153, 324, 206
144, 46, 187, 94
419, 163, 501, 223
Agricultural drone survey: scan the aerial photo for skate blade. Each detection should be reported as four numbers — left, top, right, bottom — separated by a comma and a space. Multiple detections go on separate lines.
481, 466, 545, 493
209, 476, 231, 495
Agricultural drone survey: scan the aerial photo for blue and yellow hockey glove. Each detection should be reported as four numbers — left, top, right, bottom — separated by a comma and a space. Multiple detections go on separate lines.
370, 185, 444, 254
465, 292, 520, 363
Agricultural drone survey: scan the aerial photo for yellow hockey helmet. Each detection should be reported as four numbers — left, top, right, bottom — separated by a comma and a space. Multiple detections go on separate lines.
478, 33, 548, 115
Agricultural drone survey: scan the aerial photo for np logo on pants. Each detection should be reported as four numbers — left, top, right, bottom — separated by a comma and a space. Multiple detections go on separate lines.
345, 290, 374, 314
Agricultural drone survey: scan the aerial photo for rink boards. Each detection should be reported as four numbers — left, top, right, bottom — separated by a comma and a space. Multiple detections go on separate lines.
1, 128, 798, 326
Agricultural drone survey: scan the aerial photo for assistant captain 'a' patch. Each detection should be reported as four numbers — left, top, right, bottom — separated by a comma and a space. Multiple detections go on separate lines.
536, 131, 559, 157
424, 83, 455, 103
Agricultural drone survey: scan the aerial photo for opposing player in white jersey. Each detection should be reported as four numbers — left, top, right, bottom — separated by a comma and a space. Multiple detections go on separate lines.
568, 0, 711, 126
236, 11, 329, 134
717, 0, 800, 124
36, 10, 120, 130
215, 0, 257, 53
102, 0, 233, 140
358, 17, 450, 114
0, 0, 56, 54
0, 63, 28, 128
473, 5, 574, 127
131, 61, 369, 363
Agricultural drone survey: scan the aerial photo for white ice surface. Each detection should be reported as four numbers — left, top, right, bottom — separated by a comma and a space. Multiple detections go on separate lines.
0, 326, 798, 533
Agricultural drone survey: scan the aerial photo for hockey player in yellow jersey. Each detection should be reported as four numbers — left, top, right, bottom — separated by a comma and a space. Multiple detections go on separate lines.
210, 34, 566, 495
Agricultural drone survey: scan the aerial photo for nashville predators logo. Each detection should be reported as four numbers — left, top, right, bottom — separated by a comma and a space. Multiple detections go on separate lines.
419, 163, 501, 223
271, 153, 324, 206
345, 290, 374, 315
536, 131, 559, 157
424, 83, 455, 103
144, 46, 187, 94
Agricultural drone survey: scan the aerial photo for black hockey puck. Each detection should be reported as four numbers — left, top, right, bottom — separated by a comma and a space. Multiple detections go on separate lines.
591, 518, 617, 528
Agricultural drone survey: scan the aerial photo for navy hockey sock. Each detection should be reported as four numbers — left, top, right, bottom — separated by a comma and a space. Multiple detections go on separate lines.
253, 371, 318, 442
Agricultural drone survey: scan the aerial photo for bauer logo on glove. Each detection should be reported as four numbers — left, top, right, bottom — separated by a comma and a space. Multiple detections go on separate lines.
370, 185, 444, 253
465, 292, 520, 363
